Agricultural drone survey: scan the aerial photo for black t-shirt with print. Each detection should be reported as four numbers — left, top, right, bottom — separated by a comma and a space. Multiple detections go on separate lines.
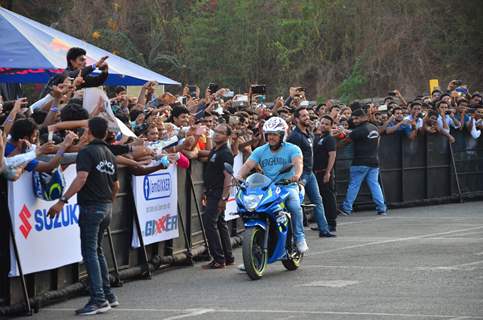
203, 144, 234, 197
313, 133, 336, 172
349, 122, 380, 167
76, 139, 118, 205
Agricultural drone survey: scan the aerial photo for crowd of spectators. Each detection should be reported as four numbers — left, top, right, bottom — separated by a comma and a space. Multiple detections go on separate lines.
1, 47, 482, 187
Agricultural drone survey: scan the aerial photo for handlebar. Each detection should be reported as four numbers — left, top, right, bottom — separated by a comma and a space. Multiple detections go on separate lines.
276, 179, 294, 186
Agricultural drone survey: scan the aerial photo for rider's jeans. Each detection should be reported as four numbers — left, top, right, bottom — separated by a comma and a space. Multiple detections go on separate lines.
301, 172, 330, 233
285, 185, 306, 244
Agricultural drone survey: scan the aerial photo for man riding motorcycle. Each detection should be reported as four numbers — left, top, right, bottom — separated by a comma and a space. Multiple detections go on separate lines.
236, 117, 308, 253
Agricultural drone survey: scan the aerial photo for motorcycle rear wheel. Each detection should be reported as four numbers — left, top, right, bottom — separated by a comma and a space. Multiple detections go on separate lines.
282, 252, 303, 270
282, 233, 303, 271
242, 227, 267, 280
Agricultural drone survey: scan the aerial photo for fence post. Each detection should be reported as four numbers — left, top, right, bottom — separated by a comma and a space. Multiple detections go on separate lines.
5, 207, 32, 315
449, 143, 463, 203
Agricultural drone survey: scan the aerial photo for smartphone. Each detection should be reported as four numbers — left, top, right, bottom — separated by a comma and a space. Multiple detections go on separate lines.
229, 116, 240, 126
251, 84, 266, 95
208, 83, 219, 94
195, 125, 206, 136
48, 131, 54, 142
223, 90, 235, 98
188, 85, 197, 98
177, 96, 187, 105
234, 95, 249, 102
378, 105, 388, 112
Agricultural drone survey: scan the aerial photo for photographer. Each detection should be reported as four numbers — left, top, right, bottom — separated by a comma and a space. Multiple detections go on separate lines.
436, 100, 460, 135
41, 47, 109, 98
383, 106, 415, 138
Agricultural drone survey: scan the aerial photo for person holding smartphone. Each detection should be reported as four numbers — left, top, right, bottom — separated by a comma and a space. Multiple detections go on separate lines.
41, 47, 109, 98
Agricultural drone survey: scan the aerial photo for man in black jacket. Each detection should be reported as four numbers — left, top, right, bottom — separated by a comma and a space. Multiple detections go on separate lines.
339, 108, 387, 216
41, 47, 109, 97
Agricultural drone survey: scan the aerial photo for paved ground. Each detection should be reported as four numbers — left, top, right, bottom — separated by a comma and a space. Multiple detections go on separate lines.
24, 202, 483, 320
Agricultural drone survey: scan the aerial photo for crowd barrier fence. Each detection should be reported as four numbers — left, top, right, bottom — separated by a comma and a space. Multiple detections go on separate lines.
1, 131, 482, 316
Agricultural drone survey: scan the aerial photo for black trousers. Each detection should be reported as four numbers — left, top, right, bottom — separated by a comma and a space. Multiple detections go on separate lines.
202, 195, 233, 263
315, 172, 338, 229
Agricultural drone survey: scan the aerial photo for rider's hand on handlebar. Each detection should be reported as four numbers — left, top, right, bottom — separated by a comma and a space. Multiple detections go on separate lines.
290, 176, 300, 183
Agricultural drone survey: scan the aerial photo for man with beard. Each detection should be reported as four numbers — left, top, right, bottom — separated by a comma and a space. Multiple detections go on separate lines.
287, 107, 335, 238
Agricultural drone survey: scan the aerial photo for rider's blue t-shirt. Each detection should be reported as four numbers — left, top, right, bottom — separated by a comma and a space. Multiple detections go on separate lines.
248, 142, 302, 181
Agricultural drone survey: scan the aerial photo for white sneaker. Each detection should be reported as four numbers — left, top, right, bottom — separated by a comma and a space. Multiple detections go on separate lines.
238, 264, 246, 272
296, 240, 309, 253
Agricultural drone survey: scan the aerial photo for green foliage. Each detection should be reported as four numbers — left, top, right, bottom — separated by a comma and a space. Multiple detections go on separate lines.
10, 0, 483, 99
337, 59, 368, 104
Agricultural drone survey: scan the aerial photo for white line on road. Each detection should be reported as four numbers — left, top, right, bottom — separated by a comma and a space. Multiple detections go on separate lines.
42, 307, 483, 319
308, 225, 483, 257
161, 308, 214, 320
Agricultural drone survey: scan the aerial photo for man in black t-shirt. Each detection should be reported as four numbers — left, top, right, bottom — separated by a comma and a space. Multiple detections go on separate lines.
48, 117, 119, 315
199, 124, 234, 269
339, 109, 387, 216
287, 107, 334, 237
313, 116, 338, 231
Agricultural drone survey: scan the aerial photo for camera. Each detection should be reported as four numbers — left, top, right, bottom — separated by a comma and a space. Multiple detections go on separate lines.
188, 85, 197, 98
208, 83, 219, 94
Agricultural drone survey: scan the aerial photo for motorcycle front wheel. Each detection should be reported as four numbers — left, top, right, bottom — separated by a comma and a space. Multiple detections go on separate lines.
242, 227, 267, 280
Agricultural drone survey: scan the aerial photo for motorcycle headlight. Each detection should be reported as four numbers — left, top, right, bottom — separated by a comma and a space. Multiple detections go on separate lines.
243, 194, 263, 212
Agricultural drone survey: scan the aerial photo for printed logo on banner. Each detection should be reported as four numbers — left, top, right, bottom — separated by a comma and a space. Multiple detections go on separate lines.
19, 205, 32, 239
17, 203, 79, 239
143, 173, 171, 200
144, 214, 178, 237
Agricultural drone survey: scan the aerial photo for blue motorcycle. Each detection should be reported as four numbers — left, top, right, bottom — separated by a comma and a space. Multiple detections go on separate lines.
224, 163, 304, 280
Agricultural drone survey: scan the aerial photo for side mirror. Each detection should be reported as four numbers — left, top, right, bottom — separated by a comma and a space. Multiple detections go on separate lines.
279, 164, 293, 174
224, 162, 234, 175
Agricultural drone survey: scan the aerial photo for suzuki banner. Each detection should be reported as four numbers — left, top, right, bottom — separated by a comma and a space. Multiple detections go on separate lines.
131, 164, 179, 248
224, 153, 243, 221
8, 165, 81, 277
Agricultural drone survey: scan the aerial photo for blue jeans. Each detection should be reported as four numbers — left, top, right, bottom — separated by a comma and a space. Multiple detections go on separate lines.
342, 166, 387, 213
284, 185, 306, 244
301, 172, 330, 233
79, 203, 114, 304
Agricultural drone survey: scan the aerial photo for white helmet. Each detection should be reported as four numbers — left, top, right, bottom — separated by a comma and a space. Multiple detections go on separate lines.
263, 117, 288, 141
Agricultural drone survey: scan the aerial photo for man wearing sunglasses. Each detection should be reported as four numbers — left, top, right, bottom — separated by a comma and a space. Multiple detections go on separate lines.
199, 124, 235, 269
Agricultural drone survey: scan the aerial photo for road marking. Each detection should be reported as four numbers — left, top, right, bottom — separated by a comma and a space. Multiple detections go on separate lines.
161, 308, 214, 320
308, 225, 483, 257
298, 280, 359, 288
42, 307, 483, 319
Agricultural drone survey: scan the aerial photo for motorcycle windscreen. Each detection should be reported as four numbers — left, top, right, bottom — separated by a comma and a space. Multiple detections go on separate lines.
245, 173, 271, 189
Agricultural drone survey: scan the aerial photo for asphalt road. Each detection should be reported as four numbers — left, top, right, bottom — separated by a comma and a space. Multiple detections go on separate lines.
23, 201, 483, 320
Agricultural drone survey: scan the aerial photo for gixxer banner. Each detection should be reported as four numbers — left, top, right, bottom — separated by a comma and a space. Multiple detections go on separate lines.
131, 164, 179, 248
8, 165, 81, 277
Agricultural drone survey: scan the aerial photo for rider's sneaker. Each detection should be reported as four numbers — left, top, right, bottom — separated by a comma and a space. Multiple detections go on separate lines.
296, 240, 309, 253
106, 294, 119, 308
238, 264, 246, 272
